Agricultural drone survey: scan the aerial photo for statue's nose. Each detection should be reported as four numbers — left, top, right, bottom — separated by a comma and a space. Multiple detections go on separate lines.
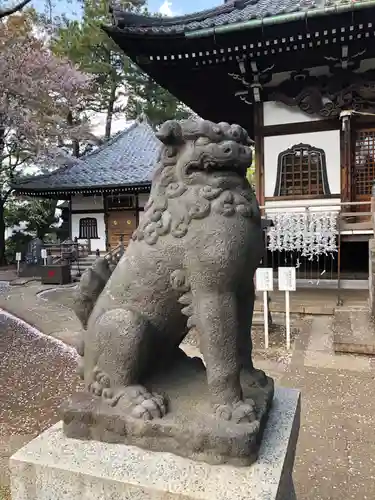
219, 141, 236, 155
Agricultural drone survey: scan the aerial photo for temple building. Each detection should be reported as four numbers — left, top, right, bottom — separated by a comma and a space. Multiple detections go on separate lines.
12, 118, 160, 252
102, 0, 375, 288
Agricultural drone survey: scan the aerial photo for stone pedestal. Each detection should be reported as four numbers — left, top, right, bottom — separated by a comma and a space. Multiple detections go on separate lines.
10, 387, 300, 500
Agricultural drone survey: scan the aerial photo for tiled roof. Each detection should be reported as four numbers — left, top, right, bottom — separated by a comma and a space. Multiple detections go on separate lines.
13, 119, 161, 193
110, 0, 375, 35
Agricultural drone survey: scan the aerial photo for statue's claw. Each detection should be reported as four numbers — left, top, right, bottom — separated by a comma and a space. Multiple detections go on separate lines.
103, 384, 168, 420
131, 393, 167, 420
214, 399, 256, 423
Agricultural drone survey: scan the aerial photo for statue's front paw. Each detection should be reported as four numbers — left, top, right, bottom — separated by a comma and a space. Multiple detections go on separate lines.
131, 391, 168, 421
214, 399, 256, 423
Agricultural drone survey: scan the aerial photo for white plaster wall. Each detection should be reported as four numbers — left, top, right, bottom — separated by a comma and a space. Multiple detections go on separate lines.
71, 194, 104, 211
263, 130, 341, 199
138, 193, 150, 209
71, 213, 106, 252
263, 101, 322, 126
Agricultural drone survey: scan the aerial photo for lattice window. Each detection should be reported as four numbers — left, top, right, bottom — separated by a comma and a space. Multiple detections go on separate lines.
274, 143, 330, 197
79, 218, 98, 239
355, 129, 375, 196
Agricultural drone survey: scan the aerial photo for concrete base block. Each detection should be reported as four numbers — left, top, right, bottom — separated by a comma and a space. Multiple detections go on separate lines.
10, 386, 300, 500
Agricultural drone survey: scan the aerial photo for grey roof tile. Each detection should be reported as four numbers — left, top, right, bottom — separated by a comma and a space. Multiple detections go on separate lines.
110, 0, 375, 35
13, 120, 161, 193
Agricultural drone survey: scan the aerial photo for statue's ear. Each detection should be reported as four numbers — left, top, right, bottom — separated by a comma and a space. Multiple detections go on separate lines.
156, 120, 184, 145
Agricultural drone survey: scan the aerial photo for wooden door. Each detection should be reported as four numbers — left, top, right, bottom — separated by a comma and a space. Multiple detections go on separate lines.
107, 211, 137, 250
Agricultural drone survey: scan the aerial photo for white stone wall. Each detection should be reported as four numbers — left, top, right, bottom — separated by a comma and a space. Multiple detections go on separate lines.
263, 129, 341, 202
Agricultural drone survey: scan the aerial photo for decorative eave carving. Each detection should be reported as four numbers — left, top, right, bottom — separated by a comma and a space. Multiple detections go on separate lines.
268, 69, 375, 119
229, 60, 274, 106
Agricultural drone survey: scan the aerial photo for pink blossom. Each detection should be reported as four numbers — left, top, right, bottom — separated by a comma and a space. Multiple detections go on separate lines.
0, 13, 93, 163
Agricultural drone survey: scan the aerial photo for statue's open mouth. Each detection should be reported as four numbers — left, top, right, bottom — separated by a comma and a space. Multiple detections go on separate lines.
185, 155, 247, 178
186, 162, 246, 178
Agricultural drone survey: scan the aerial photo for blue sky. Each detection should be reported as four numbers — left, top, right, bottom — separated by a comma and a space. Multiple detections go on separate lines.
31, 0, 220, 18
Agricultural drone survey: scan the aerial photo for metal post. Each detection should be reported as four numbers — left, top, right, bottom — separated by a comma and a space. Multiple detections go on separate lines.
285, 290, 291, 350
119, 234, 125, 257
263, 291, 269, 349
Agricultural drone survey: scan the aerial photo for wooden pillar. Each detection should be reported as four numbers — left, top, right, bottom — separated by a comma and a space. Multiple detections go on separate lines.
254, 102, 265, 206
340, 112, 352, 203
103, 193, 110, 251
369, 235, 375, 317
371, 195, 375, 232
135, 192, 140, 227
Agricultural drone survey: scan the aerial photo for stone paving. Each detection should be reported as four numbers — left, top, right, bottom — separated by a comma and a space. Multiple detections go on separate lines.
1, 283, 375, 499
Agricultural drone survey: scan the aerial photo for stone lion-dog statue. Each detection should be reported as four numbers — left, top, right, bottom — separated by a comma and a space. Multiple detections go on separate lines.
65, 118, 274, 465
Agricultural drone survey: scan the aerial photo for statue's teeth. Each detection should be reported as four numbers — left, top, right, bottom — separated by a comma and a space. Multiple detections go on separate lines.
178, 293, 191, 305
181, 304, 193, 317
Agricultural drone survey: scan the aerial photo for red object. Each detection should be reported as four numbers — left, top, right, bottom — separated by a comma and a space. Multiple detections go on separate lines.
48, 270, 55, 278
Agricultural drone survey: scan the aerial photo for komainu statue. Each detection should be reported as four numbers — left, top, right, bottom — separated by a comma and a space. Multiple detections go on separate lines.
63, 119, 274, 466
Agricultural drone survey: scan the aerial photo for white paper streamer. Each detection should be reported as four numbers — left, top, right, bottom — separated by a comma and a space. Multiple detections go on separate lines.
267, 211, 338, 259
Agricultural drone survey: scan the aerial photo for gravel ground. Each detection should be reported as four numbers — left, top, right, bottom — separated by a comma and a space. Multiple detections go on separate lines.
0, 313, 81, 439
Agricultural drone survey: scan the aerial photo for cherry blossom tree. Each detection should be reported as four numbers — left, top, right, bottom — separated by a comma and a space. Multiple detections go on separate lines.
0, 12, 92, 264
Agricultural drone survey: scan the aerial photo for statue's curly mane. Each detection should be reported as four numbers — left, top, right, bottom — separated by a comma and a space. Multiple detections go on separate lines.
133, 119, 260, 245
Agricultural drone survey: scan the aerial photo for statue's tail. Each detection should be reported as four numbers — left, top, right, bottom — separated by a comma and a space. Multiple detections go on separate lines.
73, 258, 114, 372
73, 257, 114, 329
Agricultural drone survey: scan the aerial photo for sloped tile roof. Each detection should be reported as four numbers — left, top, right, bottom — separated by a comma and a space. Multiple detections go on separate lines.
110, 0, 375, 35
13, 120, 161, 193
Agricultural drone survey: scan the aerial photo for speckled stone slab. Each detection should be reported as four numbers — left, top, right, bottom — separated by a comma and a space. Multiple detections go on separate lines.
61, 354, 274, 466
10, 386, 300, 500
